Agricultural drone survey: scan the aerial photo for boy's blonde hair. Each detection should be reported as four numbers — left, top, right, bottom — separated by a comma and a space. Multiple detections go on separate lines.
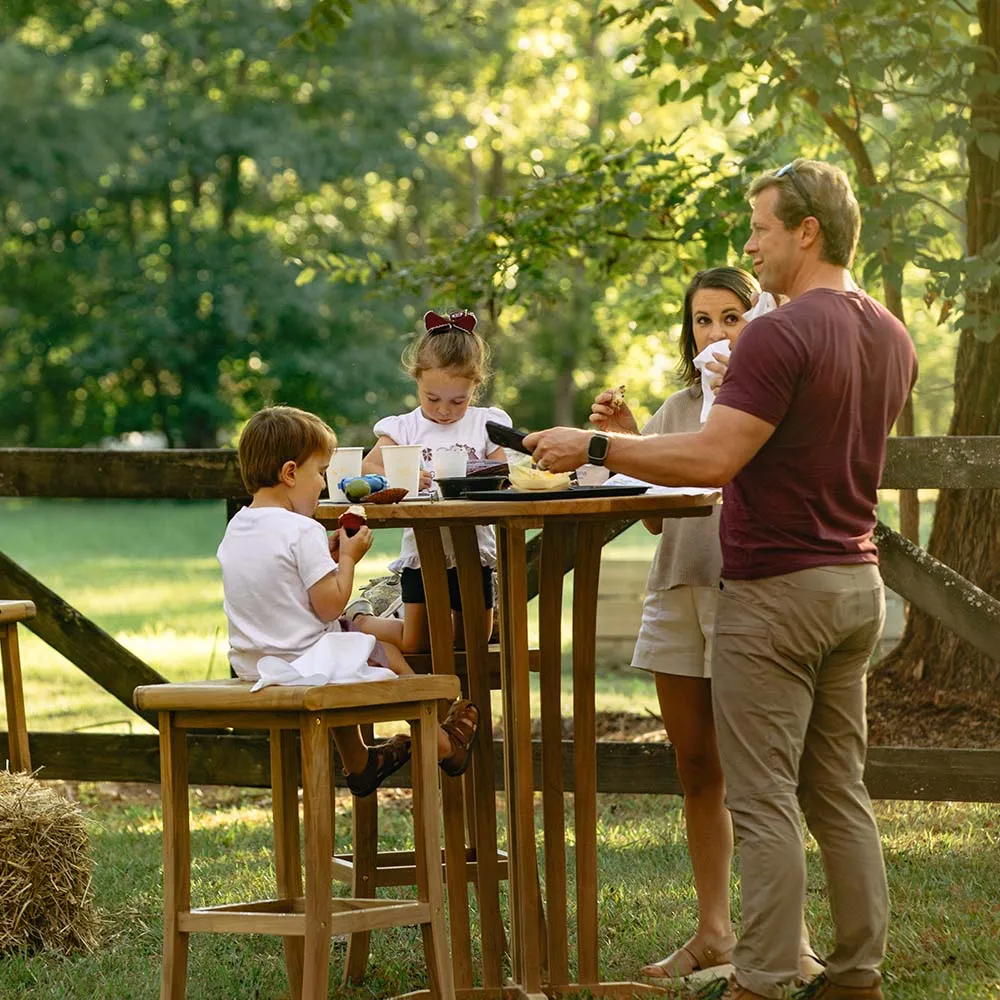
238, 405, 337, 494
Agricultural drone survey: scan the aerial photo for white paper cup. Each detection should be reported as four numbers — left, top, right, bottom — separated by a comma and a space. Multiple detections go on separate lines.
381, 444, 423, 498
326, 447, 364, 502
433, 447, 468, 480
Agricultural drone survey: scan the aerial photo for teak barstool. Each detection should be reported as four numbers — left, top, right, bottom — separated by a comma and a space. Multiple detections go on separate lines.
133, 677, 460, 1000
0, 599, 36, 773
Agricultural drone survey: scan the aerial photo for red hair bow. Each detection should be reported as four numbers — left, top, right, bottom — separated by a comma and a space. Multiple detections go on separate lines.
424, 309, 477, 334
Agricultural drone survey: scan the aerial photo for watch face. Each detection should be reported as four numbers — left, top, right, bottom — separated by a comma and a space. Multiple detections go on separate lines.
588, 434, 609, 464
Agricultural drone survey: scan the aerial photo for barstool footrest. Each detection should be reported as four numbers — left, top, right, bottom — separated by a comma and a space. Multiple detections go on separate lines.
179, 897, 429, 936
334, 847, 510, 887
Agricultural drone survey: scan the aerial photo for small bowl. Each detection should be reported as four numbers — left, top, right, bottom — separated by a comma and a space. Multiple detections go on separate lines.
436, 476, 507, 499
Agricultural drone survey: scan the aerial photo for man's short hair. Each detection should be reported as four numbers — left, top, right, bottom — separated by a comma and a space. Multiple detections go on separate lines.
238, 405, 337, 494
749, 159, 861, 268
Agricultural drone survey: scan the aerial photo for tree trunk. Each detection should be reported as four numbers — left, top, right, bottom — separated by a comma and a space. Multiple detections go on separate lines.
882, 0, 1000, 689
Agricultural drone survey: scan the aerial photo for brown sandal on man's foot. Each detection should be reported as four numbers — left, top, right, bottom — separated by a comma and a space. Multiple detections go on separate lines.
346, 734, 412, 798
439, 699, 480, 777
640, 935, 735, 980
799, 948, 827, 983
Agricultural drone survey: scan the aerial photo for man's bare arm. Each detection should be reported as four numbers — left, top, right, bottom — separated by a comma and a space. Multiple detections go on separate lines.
523, 404, 776, 487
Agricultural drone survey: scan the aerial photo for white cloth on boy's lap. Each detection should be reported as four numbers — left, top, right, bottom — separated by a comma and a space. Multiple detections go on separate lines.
217, 506, 365, 682
373, 405, 512, 572
251, 632, 394, 692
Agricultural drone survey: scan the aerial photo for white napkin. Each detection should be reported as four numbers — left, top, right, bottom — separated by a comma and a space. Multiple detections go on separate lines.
742, 290, 779, 322
603, 472, 717, 497
692, 339, 732, 424
251, 632, 396, 692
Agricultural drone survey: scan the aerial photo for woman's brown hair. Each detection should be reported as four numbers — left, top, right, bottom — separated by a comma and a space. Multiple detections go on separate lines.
675, 267, 759, 387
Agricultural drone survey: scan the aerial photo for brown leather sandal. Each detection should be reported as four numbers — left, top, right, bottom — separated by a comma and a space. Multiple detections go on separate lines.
346, 734, 412, 798
439, 699, 480, 777
640, 935, 735, 979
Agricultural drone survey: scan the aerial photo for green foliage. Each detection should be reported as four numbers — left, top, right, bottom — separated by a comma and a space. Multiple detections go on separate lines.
0, 0, 989, 446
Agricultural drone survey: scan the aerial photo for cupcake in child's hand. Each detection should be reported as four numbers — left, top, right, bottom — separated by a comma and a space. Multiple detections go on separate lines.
338, 504, 367, 537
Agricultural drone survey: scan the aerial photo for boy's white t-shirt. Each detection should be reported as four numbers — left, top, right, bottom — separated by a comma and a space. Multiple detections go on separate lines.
217, 506, 342, 680
373, 405, 512, 571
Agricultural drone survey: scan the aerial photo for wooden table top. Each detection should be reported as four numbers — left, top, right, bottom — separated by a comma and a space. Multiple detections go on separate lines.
314, 490, 719, 527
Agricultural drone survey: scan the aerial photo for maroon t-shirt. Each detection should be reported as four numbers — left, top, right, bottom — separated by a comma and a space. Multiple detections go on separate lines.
714, 288, 917, 580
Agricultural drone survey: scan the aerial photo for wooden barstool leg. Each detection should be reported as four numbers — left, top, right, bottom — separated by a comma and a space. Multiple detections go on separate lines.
272, 727, 304, 999
343, 723, 378, 985
159, 711, 190, 1000
413, 701, 456, 1000
0, 620, 31, 772
300, 713, 334, 999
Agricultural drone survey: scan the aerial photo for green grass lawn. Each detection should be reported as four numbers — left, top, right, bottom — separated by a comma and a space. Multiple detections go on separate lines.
3, 496, 994, 1000
0, 791, 997, 999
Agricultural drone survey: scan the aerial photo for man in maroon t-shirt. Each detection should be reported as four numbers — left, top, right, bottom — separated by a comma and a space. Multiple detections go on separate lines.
527, 159, 917, 1000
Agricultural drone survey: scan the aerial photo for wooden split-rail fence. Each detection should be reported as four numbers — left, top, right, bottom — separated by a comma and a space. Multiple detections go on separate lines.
1, 438, 999, 802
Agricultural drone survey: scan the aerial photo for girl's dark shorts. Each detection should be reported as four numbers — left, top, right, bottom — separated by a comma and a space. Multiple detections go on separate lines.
399, 566, 494, 612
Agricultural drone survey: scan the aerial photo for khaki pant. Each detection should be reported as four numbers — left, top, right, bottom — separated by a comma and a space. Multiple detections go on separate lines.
712, 564, 888, 998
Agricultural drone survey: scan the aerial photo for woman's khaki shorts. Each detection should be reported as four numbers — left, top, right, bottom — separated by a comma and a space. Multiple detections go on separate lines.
631, 585, 719, 678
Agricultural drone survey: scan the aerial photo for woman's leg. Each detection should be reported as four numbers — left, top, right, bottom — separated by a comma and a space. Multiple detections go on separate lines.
643, 672, 735, 975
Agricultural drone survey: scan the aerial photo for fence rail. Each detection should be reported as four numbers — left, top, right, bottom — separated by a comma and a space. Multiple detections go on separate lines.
4, 733, 998, 804
3, 436, 1000, 498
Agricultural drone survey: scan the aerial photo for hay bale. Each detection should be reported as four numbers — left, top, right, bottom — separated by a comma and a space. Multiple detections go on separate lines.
0, 771, 100, 954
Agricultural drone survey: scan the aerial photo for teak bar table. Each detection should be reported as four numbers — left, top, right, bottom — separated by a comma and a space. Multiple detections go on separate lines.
316, 490, 718, 999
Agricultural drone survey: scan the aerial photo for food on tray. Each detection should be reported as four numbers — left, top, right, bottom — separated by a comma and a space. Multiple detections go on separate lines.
508, 464, 572, 492
338, 504, 367, 537
367, 487, 409, 504
339, 474, 389, 500
343, 478, 371, 501
610, 384, 627, 410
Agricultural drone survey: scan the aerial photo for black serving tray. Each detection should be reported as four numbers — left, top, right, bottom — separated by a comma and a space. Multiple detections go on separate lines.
464, 484, 650, 501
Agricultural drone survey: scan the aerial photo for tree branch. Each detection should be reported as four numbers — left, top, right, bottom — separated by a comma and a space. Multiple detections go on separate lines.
604, 228, 677, 243
893, 186, 967, 224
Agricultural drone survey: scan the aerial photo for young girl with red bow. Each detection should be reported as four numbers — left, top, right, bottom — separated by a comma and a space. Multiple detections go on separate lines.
354, 310, 511, 652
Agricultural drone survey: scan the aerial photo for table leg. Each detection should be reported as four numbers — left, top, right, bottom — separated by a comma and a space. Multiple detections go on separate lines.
538, 524, 570, 988
452, 526, 506, 988
413, 527, 475, 989
496, 524, 544, 997
571, 522, 605, 987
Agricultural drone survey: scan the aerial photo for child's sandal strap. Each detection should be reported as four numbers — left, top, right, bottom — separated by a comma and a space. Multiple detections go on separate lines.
439, 699, 480, 778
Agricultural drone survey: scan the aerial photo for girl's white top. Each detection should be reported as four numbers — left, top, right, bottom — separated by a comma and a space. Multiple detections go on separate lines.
373, 405, 513, 571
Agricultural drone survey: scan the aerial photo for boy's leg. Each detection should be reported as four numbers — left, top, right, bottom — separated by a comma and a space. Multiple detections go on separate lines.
332, 726, 370, 775
379, 640, 416, 676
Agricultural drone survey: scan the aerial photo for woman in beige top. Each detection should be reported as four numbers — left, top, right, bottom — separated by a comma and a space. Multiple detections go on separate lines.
592, 268, 822, 985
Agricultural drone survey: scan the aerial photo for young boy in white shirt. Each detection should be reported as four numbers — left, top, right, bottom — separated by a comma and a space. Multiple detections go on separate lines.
217, 404, 480, 797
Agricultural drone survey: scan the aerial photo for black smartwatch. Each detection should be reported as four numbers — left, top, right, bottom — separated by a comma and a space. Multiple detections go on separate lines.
587, 432, 610, 467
